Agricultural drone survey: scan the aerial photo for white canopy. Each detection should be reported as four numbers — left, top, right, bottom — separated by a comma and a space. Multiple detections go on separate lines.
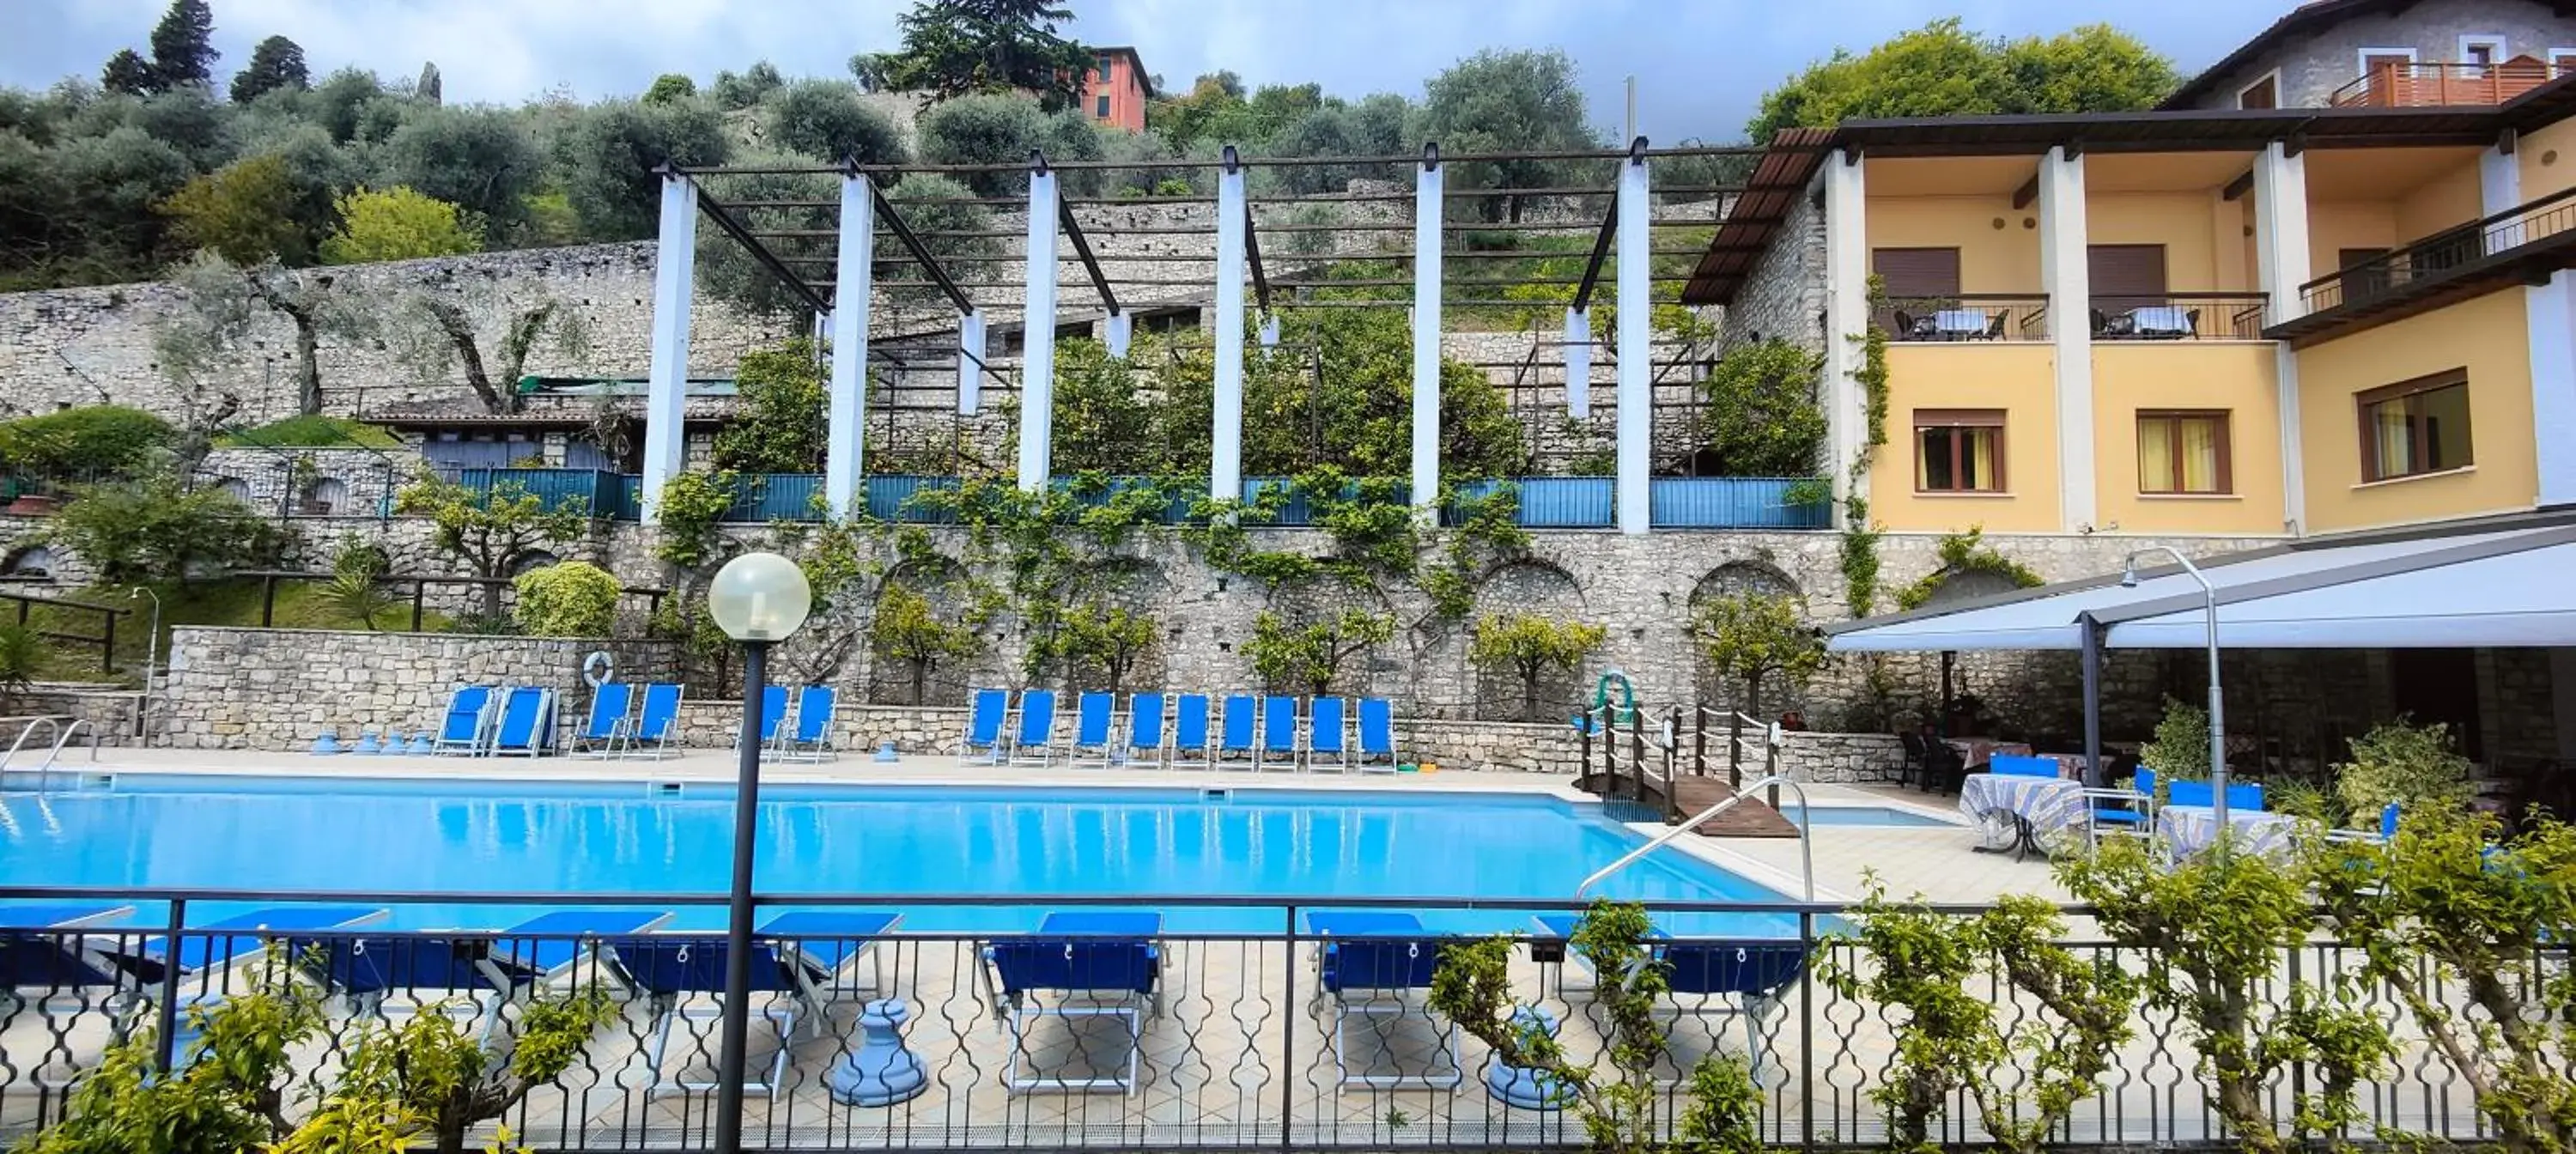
1827, 521, 2576, 653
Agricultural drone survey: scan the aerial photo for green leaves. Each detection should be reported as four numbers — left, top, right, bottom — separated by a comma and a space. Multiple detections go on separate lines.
511, 560, 621, 637
1690, 592, 1825, 716
714, 338, 830, 475
47, 471, 287, 587
1891, 526, 2042, 611
2332, 718, 2475, 824
652, 470, 739, 573
1243, 608, 1390, 696
1749, 18, 2180, 141
318, 185, 481, 264
1467, 611, 1607, 721
868, 0, 1092, 112
1695, 339, 1827, 478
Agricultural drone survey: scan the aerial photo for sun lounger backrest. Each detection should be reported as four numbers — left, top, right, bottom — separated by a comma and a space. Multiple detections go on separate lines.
1261, 695, 1297, 752
1358, 698, 1394, 756
990, 939, 1156, 996
1990, 755, 2057, 779
757, 686, 789, 742
0, 935, 136, 989
1220, 695, 1255, 750
440, 687, 493, 743
1017, 689, 1057, 748
1075, 692, 1115, 746
2379, 801, 2401, 840
2226, 781, 2266, 812
793, 685, 835, 743
1174, 694, 1211, 750
1128, 693, 1167, 751
494, 688, 550, 751
614, 937, 804, 994
297, 936, 517, 996
637, 684, 683, 741
967, 689, 1009, 745
1327, 938, 1443, 992
584, 683, 632, 741
1661, 941, 1807, 998
1309, 697, 1347, 753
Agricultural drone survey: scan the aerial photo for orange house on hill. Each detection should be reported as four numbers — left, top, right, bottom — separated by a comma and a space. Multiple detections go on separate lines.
1084, 46, 1152, 133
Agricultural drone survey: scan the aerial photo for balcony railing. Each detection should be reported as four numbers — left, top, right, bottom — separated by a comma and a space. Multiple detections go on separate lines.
2300, 185, 2576, 313
1877, 295, 2050, 342
2087, 293, 2270, 341
2329, 60, 2563, 107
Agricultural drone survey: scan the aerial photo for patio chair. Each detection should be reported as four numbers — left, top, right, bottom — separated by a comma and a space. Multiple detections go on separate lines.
571, 682, 634, 758
1920, 739, 1967, 793
1532, 914, 1807, 1080
429, 686, 497, 756
1169, 693, 1214, 769
769, 684, 838, 762
736, 685, 789, 753
1895, 732, 1928, 788
986, 912, 1162, 1096
962, 688, 1011, 764
1989, 755, 2060, 779
1256, 695, 1300, 771
623, 683, 685, 760
1008, 689, 1060, 767
1308, 911, 1459, 1090
1308, 697, 1352, 772
1122, 692, 1170, 768
1216, 694, 1258, 770
1069, 691, 1117, 768
613, 920, 878, 1099
1357, 697, 1397, 773
486, 687, 556, 756
2082, 767, 2154, 849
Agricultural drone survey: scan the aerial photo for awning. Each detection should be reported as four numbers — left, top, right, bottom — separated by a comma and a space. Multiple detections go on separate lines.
1827, 519, 2576, 653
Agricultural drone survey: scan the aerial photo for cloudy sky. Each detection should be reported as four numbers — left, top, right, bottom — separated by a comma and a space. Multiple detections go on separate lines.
2, 0, 2283, 139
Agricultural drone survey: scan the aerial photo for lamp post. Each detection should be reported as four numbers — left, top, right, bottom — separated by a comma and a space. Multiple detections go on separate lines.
129, 586, 161, 747
2119, 547, 2229, 830
705, 551, 811, 1153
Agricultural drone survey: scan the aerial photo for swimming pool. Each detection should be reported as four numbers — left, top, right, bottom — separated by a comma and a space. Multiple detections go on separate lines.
0, 774, 1803, 937
1773, 804, 1959, 828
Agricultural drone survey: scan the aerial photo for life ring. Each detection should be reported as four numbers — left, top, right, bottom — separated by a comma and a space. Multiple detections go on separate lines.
582, 651, 614, 687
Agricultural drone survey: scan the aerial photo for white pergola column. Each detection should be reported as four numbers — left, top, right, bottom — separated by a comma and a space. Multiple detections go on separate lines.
1613, 142, 1651, 534
1104, 309, 1132, 358
1412, 148, 1444, 513
1212, 149, 1247, 506
2525, 270, 2576, 507
2037, 145, 2095, 532
1820, 150, 1868, 517
1564, 307, 1591, 419
2483, 133, 2524, 253
640, 169, 696, 525
957, 310, 985, 413
1016, 161, 1060, 492
823, 173, 874, 518
2253, 141, 2312, 532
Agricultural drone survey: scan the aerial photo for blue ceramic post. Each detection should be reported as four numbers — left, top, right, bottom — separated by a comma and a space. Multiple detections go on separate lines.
827, 998, 927, 1106
1485, 1005, 1573, 1110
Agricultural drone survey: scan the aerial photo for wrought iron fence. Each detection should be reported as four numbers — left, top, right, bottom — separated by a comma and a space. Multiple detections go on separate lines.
2300, 185, 2576, 313
1876, 295, 2051, 343
2086, 293, 2270, 341
0, 888, 2518, 1151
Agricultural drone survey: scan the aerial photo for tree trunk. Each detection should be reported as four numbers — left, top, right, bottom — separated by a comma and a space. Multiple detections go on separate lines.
909, 659, 927, 706
479, 574, 505, 621
428, 300, 510, 415
291, 313, 322, 416
1522, 668, 1540, 723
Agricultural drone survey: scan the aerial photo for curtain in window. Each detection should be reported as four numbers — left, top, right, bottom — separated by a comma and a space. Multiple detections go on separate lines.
2372, 401, 2413, 478
2180, 417, 2220, 491
2138, 418, 2176, 491
1964, 428, 1998, 489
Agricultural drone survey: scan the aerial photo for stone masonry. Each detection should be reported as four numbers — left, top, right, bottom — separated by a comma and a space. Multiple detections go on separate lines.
2172, 0, 2576, 111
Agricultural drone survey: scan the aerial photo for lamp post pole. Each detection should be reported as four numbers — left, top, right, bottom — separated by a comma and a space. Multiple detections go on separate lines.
2127, 547, 2228, 831
714, 637, 768, 1154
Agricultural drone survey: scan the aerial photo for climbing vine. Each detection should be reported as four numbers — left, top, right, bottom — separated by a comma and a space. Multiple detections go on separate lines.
1892, 526, 2044, 611
1836, 275, 1893, 617
652, 470, 739, 572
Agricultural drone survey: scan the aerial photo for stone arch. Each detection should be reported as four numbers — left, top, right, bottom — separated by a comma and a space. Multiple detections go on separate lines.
1467, 559, 1594, 722
300, 477, 349, 516
506, 550, 560, 577
1912, 569, 2027, 610
867, 556, 981, 706
3, 545, 56, 580
1049, 557, 1174, 695
1686, 559, 1811, 713
1254, 580, 1398, 699
212, 476, 250, 503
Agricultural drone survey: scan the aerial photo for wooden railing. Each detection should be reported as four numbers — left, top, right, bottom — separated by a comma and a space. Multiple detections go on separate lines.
2329, 60, 2563, 108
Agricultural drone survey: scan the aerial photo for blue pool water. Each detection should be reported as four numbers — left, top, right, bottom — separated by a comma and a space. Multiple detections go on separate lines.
1773, 805, 1957, 829
0, 775, 1803, 937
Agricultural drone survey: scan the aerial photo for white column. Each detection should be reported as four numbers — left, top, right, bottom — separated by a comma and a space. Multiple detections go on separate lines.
1260, 314, 1281, 349
1212, 149, 1247, 506
1103, 309, 1132, 358
1564, 307, 1591, 419
2037, 146, 2095, 532
1411, 150, 1444, 513
640, 171, 696, 525
1016, 163, 1060, 492
823, 173, 874, 518
2483, 137, 2524, 252
1820, 150, 1869, 515
2253, 141, 2312, 531
957, 311, 985, 413
2526, 270, 2576, 507
1613, 144, 1652, 533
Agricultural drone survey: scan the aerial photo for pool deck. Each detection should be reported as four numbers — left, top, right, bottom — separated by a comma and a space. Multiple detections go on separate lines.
21, 747, 2063, 907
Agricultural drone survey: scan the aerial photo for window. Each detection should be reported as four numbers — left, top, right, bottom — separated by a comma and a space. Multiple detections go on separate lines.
1872, 247, 1961, 297
1097, 54, 1114, 82
2357, 372, 2473, 482
2088, 244, 2169, 318
1915, 409, 2005, 493
1096, 93, 1111, 118
2137, 411, 2233, 494
2239, 73, 2279, 109
2459, 35, 2505, 76
2554, 49, 2576, 76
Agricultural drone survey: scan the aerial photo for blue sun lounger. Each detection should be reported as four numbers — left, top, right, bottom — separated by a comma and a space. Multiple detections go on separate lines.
1309, 911, 1459, 1089
499, 909, 674, 982
1169, 693, 1213, 768
1308, 697, 1351, 772
770, 684, 838, 763
294, 932, 546, 1034
1070, 691, 1116, 768
625, 683, 685, 760
740, 685, 789, 753
488, 687, 555, 756
987, 912, 1162, 1095
756, 910, 902, 1001
431, 687, 496, 756
1532, 914, 1807, 1079
1009, 689, 1059, 767
572, 682, 633, 757
613, 912, 896, 1098
1257, 695, 1300, 771
159, 906, 393, 975
963, 689, 1011, 763
1, 905, 144, 1013
1216, 694, 1258, 770
1123, 692, 1169, 768
1358, 697, 1397, 772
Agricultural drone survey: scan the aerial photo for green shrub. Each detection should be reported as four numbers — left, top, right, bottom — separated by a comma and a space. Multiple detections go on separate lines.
46, 474, 293, 586
2334, 718, 2474, 824
1468, 611, 1606, 722
0, 404, 173, 480
511, 561, 620, 637
2137, 695, 2210, 785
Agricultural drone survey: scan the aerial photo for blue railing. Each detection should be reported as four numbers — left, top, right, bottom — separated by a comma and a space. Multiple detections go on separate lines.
1650, 477, 1830, 529
719, 473, 826, 523
1241, 477, 1411, 526
455, 469, 634, 519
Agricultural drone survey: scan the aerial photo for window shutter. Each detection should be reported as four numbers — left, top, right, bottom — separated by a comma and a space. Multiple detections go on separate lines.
1871, 247, 1961, 298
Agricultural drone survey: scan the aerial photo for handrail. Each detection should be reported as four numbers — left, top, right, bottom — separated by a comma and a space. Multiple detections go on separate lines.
35, 719, 97, 773
1577, 772, 1815, 902
0, 716, 67, 772
2298, 183, 2576, 293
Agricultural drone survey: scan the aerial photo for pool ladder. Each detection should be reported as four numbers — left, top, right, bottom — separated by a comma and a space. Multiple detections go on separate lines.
1576, 772, 1816, 902
0, 715, 101, 790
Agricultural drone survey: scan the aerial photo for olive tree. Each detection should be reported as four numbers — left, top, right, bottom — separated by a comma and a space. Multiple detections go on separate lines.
394, 471, 585, 621
1467, 611, 1605, 722
1690, 592, 1825, 718
158, 251, 365, 416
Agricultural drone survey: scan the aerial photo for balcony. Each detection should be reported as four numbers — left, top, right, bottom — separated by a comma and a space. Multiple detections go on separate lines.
2328, 60, 2562, 108
2285, 185, 2576, 337
1877, 295, 2050, 342
2087, 294, 2270, 341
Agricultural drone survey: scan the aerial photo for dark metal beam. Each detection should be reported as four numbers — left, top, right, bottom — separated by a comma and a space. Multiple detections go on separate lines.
1058, 191, 1121, 316
1569, 190, 1620, 313
2222, 169, 2256, 201
1243, 196, 1273, 314
870, 183, 977, 314
690, 178, 834, 316
2012, 175, 2039, 210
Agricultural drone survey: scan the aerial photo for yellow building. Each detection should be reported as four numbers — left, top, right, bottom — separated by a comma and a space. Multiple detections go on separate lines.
1690, 91, 2576, 540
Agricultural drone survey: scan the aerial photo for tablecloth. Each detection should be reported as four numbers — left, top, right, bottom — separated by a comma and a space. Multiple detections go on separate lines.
2157, 806, 2302, 859
1957, 773, 2088, 847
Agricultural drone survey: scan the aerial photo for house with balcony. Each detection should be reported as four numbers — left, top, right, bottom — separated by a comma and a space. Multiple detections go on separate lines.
2161, 0, 2576, 111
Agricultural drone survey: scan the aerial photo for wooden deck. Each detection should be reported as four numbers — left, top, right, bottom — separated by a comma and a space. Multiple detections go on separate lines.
1571, 772, 1800, 838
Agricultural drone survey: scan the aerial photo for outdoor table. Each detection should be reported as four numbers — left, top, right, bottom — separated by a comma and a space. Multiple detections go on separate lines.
1930, 308, 1990, 338
2156, 805, 2302, 859
1945, 738, 2032, 772
1957, 772, 2087, 861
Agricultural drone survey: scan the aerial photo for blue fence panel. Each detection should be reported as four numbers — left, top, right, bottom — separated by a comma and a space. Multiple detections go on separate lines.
1051, 475, 1199, 522
865, 475, 959, 523
720, 473, 825, 522
1517, 477, 1615, 528
1648, 477, 1831, 529
1241, 477, 1411, 525
457, 469, 620, 518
